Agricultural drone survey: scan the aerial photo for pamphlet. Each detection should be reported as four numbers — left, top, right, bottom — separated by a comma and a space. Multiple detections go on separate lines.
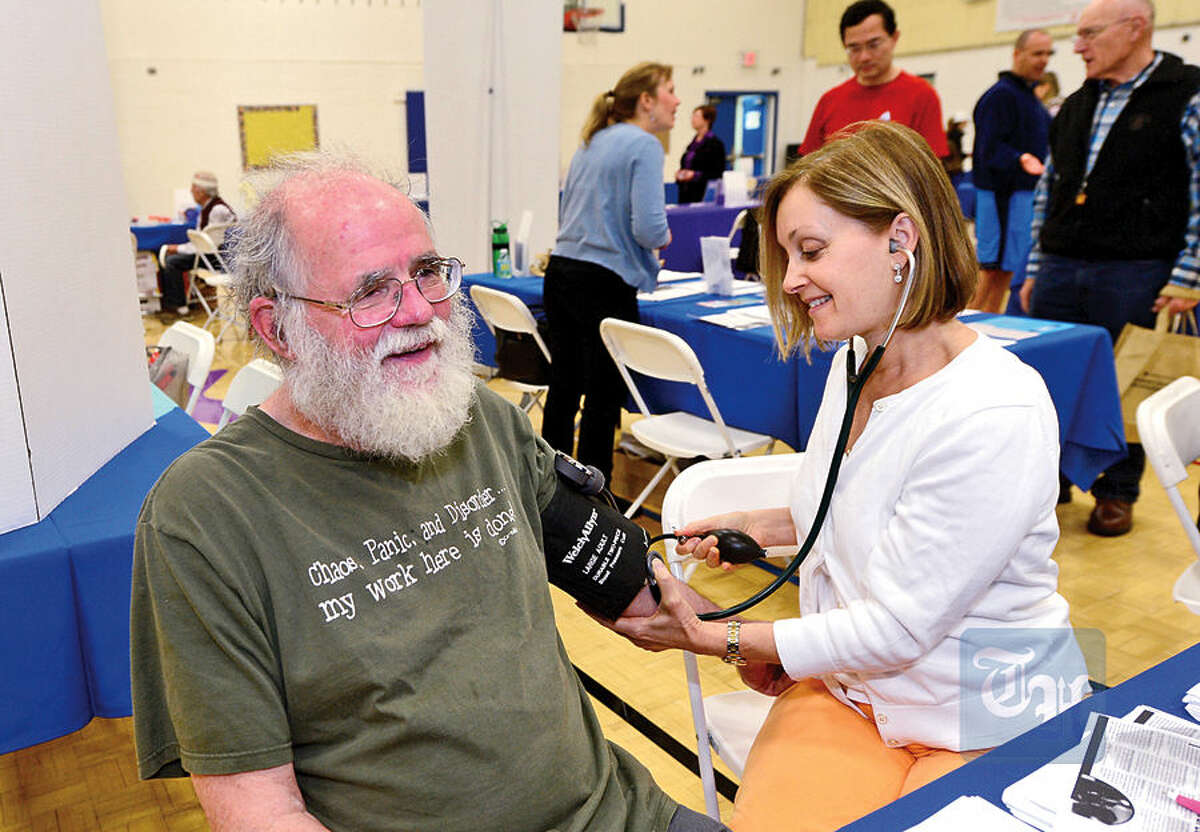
1047, 711, 1200, 831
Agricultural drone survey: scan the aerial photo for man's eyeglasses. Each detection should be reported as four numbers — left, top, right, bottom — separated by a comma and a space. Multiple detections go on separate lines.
844, 36, 889, 56
287, 257, 464, 328
1075, 17, 1133, 42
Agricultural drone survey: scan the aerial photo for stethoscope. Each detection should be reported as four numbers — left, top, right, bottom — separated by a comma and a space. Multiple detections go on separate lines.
644, 241, 918, 620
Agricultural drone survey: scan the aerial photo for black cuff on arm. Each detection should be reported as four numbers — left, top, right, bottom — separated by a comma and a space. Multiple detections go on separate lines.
541, 483, 650, 620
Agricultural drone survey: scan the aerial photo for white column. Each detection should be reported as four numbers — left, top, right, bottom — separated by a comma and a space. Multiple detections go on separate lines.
0, 0, 153, 533
422, 0, 562, 275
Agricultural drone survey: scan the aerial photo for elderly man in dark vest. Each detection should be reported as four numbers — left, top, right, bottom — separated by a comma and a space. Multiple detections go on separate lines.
157, 170, 237, 316
1020, 0, 1200, 536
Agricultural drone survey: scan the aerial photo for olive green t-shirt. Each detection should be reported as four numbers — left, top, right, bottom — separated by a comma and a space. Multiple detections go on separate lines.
131, 385, 674, 832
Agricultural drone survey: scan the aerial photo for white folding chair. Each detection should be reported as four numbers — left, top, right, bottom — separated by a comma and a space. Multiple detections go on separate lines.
217, 358, 284, 430
599, 318, 776, 518
726, 208, 748, 262
1136, 375, 1200, 614
469, 284, 551, 414
659, 454, 801, 819
187, 228, 239, 343
158, 321, 215, 416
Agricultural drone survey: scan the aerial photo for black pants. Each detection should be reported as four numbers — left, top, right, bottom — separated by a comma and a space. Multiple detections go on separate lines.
158, 252, 197, 308
541, 255, 638, 488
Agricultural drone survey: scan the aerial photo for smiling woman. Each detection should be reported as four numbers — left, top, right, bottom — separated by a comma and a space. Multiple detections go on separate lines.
761, 120, 975, 359
595, 122, 1089, 832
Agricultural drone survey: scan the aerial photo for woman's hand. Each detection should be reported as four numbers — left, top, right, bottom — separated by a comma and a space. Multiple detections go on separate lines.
674, 508, 796, 571
738, 661, 796, 697
676, 169, 696, 182
588, 560, 723, 655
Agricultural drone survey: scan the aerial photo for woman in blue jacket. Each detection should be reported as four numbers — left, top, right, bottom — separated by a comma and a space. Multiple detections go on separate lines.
542, 61, 678, 490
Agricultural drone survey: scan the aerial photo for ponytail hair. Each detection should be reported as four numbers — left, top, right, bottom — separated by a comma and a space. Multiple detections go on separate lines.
581, 61, 673, 145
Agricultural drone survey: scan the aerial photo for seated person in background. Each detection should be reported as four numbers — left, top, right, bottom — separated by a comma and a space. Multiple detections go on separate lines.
598, 122, 1088, 832
943, 112, 968, 178
157, 170, 236, 316
130, 150, 728, 832
732, 208, 761, 280
676, 104, 727, 203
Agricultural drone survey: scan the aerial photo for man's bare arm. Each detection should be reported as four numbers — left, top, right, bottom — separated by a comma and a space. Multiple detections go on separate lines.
191, 763, 331, 832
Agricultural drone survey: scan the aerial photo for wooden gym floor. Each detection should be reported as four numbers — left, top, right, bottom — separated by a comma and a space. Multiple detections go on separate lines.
1, 308, 1197, 830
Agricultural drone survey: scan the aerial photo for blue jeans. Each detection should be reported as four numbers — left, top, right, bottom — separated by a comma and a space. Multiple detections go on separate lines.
1030, 254, 1173, 502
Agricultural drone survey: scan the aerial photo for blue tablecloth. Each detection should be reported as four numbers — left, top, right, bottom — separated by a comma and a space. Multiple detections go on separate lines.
131, 221, 193, 251
663, 203, 754, 272
462, 273, 1125, 489
0, 407, 208, 753
842, 640, 1200, 830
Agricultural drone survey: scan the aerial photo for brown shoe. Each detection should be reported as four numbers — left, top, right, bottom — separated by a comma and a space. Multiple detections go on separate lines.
1087, 498, 1133, 537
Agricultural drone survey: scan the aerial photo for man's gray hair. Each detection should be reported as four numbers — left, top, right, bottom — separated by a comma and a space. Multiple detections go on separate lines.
230, 149, 431, 351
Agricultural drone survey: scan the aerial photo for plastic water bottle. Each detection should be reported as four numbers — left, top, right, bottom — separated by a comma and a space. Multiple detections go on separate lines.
492, 222, 512, 279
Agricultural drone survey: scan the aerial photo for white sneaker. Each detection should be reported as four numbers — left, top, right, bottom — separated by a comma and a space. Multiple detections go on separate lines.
176, 306, 190, 316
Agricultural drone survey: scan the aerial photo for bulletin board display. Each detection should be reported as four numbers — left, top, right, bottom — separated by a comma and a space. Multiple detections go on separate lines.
803, 0, 1200, 65
238, 105, 319, 169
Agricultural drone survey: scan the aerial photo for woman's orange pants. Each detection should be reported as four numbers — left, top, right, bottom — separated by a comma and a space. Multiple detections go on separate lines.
730, 679, 978, 832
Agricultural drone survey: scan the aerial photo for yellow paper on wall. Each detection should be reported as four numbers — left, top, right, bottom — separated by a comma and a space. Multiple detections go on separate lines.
238, 105, 318, 169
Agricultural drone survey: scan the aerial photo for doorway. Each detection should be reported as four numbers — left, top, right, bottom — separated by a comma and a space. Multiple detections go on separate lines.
706, 91, 778, 178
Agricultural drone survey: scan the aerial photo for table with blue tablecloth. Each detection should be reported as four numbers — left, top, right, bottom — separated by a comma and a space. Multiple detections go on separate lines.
841, 640, 1200, 830
462, 273, 1126, 490
130, 221, 193, 252
0, 390, 208, 753
663, 202, 755, 272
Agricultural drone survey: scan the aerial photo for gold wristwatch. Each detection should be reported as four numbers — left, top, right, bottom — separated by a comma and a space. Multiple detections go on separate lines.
722, 620, 748, 666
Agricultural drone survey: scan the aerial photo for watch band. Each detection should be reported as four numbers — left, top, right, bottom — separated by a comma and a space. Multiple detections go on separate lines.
722, 620, 748, 666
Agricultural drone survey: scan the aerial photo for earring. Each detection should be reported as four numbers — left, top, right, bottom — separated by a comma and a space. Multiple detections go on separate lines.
892, 261, 904, 283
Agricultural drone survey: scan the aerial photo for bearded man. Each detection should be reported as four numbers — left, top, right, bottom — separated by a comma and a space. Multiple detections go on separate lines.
129, 153, 726, 832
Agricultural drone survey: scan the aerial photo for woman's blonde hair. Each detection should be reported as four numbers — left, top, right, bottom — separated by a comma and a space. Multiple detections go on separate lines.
760, 121, 977, 358
581, 61, 673, 145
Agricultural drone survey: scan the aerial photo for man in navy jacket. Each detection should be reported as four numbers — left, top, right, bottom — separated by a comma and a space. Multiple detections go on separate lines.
970, 29, 1055, 313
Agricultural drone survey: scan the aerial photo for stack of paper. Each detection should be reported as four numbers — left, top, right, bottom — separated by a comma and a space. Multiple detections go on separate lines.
638, 281, 708, 302
1001, 705, 1200, 831
657, 269, 703, 283
698, 304, 773, 331
1185, 682, 1200, 721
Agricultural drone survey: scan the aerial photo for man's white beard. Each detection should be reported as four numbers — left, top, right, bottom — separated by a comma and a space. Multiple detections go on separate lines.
284, 298, 477, 463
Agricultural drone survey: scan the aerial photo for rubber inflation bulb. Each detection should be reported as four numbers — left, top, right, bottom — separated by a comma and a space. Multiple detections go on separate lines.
685, 529, 766, 564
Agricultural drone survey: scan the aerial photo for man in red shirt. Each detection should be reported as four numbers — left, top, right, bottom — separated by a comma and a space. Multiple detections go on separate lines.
800, 0, 949, 157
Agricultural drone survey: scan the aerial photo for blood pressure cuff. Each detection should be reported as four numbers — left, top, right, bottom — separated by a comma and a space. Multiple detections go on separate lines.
541, 482, 650, 621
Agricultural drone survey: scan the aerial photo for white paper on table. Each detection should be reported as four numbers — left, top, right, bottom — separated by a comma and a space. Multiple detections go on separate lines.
698, 304, 773, 330
1052, 712, 1200, 831
729, 280, 765, 296
968, 321, 1042, 341
700, 235, 734, 296
657, 269, 703, 283
638, 280, 708, 302
903, 795, 1035, 831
